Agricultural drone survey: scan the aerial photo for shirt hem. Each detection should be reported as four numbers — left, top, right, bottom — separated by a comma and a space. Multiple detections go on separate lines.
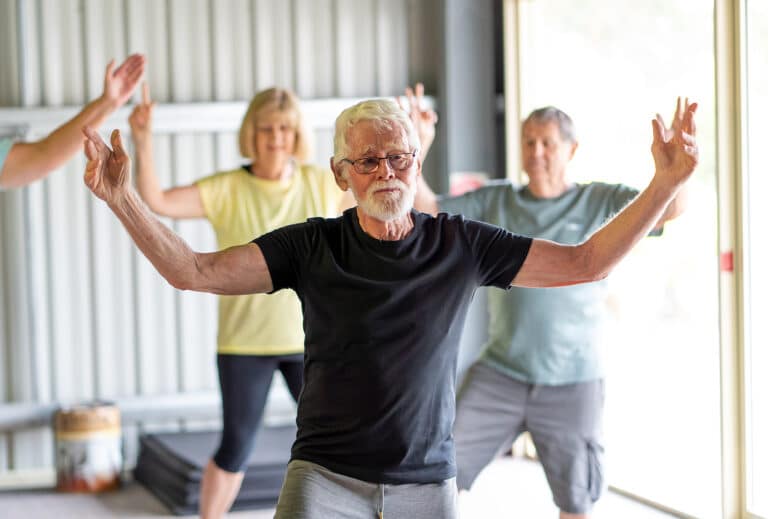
290, 454, 456, 485
217, 346, 304, 356
478, 357, 605, 386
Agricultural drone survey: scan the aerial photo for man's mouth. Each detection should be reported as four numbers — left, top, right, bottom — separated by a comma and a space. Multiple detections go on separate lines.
372, 185, 401, 196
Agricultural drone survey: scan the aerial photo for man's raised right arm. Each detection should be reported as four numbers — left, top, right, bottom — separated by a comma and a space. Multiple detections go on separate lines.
83, 126, 272, 295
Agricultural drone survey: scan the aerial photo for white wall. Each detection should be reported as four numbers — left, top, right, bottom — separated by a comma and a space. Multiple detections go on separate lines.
0, 0, 440, 475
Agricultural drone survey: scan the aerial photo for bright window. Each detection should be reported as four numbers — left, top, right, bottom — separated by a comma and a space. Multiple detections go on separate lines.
516, 1, 721, 516
744, 0, 768, 515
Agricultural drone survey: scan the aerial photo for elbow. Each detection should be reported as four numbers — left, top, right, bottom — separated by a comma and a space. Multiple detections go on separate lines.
167, 275, 191, 291
166, 270, 198, 291
589, 267, 611, 283
165, 255, 206, 292
582, 264, 611, 284
137, 190, 165, 215
578, 241, 612, 283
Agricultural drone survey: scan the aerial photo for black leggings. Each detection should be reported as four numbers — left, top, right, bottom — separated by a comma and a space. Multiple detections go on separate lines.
213, 353, 303, 473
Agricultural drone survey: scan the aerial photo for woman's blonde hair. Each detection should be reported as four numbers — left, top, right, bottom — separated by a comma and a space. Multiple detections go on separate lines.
238, 88, 312, 163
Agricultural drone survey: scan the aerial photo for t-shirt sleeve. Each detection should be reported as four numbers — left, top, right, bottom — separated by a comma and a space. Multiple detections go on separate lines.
195, 171, 231, 227
438, 189, 487, 220
252, 221, 315, 293
463, 217, 532, 289
605, 183, 640, 215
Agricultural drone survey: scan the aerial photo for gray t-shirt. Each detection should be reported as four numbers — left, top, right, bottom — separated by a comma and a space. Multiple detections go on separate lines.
440, 180, 641, 384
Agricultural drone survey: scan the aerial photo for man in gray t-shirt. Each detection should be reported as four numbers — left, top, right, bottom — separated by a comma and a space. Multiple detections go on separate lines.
416, 102, 688, 518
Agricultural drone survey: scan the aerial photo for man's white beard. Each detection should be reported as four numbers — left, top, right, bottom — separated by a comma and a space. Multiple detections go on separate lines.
356, 179, 415, 221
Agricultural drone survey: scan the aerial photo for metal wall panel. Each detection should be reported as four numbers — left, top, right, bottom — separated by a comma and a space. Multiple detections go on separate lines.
335, 0, 377, 97
0, 1, 19, 104
0, 0, 440, 476
0, 11, 30, 435
210, 0, 255, 101
376, 0, 411, 95
293, 0, 335, 98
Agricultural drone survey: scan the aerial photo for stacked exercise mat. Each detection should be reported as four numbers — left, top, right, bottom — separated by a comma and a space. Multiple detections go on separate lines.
134, 424, 296, 515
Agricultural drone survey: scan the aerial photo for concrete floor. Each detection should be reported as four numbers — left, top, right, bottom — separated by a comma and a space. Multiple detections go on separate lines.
0, 457, 679, 518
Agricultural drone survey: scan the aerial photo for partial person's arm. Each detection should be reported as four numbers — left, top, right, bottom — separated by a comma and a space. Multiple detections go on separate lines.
513, 100, 699, 288
0, 54, 145, 189
401, 83, 441, 215
414, 173, 440, 215
83, 126, 272, 295
400, 83, 438, 162
128, 83, 206, 219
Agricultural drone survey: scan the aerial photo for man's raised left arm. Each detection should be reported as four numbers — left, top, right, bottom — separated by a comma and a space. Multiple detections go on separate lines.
512, 99, 699, 288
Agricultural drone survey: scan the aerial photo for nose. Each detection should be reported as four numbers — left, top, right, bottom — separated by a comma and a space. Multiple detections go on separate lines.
269, 127, 284, 143
375, 158, 396, 179
532, 141, 545, 157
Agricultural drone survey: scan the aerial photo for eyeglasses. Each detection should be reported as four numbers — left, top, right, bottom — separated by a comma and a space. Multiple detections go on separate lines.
340, 150, 418, 175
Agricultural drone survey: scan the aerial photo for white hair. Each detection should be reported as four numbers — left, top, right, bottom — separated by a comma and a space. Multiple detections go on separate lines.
332, 99, 420, 168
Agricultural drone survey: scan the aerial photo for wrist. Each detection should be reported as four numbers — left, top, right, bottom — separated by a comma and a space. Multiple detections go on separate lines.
132, 134, 152, 147
649, 172, 683, 200
98, 93, 121, 112
107, 186, 137, 213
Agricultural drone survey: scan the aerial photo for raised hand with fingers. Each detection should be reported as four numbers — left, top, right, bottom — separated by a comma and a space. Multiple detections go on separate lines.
129, 82, 155, 145
102, 54, 146, 108
398, 83, 438, 160
651, 98, 699, 188
83, 127, 132, 205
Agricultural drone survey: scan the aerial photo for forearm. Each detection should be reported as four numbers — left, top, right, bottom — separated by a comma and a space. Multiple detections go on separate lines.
36, 96, 119, 170
131, 133, 206, 219
108, 189, 206, 291
655, 183, 688, 229
582, 176, 682, 279
413, 175, 439, 215
0, 97, 119, 188
108, 189, 270, 294
23, 97, 117, 183
133, 139, 164, 208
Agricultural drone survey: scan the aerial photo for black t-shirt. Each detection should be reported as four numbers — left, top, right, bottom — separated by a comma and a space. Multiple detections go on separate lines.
254, 208, 532, 484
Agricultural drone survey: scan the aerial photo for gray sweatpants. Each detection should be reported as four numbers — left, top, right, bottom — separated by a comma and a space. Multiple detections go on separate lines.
274, 459, 458, 519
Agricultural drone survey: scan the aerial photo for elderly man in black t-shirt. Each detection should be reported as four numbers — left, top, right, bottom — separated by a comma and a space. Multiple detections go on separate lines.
82, 97, 698, 519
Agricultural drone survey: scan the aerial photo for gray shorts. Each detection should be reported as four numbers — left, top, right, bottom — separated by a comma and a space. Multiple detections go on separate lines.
274, 459, 458, 519
454, 362, 604, 515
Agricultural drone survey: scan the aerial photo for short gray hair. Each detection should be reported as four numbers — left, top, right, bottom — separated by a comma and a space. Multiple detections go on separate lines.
523, 106, 576, 143
332, 99, 420, 167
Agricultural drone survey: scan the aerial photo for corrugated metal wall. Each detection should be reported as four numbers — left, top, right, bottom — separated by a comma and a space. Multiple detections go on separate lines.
0, 0, 439, 475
